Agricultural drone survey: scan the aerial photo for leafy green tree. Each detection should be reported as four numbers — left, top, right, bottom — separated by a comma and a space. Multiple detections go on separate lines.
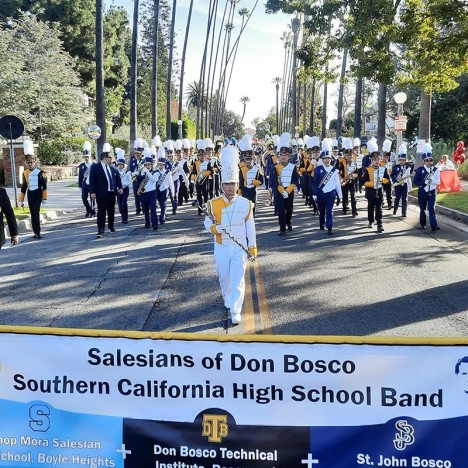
222, 110, 244, 138
0, 13, 87, 139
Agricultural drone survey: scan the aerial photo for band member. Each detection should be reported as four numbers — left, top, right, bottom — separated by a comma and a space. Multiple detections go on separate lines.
0, 187, 19, 249
78, 141, 95, 217
171, 140, 190, 213
210, 139, 222, 198
137, 148, 159, 230
155, 150, 175, 225
312, 141, 342, 235
381, 139, 394, 210
203, 138, 216, 199
238, 148, 264, 215
180, 138, 192, 204
337, 138, 358, 216
18, 140, 47, 239
89, 143, 123, 239
116, 148, 131, 224
204, 145, 257, 325
362, 149, 389, 233
263, 139, 278, 209
270, 133, 298, 236
391, 144, 412, 217
413, 144, 441, 231
129, 138, 145, 215
354, 138, 363, 193
193, 140, 213, 214
361, 137, 375, 172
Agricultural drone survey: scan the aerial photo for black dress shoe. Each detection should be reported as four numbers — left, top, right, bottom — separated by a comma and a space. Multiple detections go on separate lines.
352, 212, 358, 217
367, 223, 373, 228
402, 213, 407, 217
85, 212, 90, 218
145, 224, 151, 229
327, 228, 333, 235
109, 227, 116, 232
33, 234, 42, 239
287, 224, 293, 231
96, 233, 103, 239
136, 210, 142, 215
377, 225, 384, 232
420, 226, 426, 230
320, 224, 325, 230
153, 225, 158, 230
278, 230, 286, 236
431, 226, 440, 231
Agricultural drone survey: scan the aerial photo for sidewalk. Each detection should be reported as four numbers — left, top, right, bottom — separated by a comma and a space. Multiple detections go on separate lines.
3, 177, 81, 236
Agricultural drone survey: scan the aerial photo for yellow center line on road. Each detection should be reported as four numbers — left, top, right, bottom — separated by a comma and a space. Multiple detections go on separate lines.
243, 262, 256, 334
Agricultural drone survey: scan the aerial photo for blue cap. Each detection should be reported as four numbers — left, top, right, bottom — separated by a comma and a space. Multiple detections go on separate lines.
116, 158, 125, 165
224, 138, 229, 146
158, 156, 167, 163
143, 156, 153, 164
230, 137, 237, 145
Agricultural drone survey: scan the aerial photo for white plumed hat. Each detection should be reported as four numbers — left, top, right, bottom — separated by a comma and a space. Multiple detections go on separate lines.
238, 137, 252, 152
152, 135, 162, 147
422, 143, 433, 159
23, 140, 34, 156
353, 137, 361, 148
196, 139, 205, 151
273, 134, 279, 146
277, 132, 291, 152
115, 148, 125, 160
182, 138, 191, 149
204, 138, 214, 149
174, 139, 183, 151
382, 139, 392, 153
83, 141, 92, 155
367, 138, 379, 154
102, 142, 112, 153
220, 145, 240, 183
307, 136, 320, 149
398, 143, 407, 157
342, 137, 353, 151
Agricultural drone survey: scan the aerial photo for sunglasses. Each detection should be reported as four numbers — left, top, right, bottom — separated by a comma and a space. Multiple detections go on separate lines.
425, 158, 433, 162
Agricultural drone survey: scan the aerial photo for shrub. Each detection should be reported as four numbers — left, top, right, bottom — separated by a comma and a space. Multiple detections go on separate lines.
38, 137, 88, 165
458, 160, 468, 181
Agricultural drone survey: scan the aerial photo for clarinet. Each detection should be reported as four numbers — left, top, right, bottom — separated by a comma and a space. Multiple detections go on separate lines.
193, 201, 257, 262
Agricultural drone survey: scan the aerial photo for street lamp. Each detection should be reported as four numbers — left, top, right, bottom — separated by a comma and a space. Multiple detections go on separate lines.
177, 119, 183, 139
393, 92, 407, 151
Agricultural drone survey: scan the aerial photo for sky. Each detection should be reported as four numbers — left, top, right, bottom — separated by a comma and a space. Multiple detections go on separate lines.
112, 0, 296, 129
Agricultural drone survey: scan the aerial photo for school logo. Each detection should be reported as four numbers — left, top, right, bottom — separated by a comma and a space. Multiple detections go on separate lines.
393, 420, 415, 451
202, 414, 229, 443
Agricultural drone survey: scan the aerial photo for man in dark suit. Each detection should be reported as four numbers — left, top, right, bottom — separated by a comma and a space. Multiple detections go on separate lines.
88, 144, 123, 239
0, 188, 20, 249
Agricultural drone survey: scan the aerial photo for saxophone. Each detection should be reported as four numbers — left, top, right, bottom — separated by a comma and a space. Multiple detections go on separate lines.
137, 172, 149, 195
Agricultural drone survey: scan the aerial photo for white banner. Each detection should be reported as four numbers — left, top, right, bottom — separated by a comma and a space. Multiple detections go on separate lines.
0, 327, 467, 467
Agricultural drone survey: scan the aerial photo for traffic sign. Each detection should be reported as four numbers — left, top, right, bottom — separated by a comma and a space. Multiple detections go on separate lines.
394, 115, 407, 131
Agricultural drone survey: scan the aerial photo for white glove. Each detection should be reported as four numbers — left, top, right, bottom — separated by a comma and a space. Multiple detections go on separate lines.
216, 224, 230, 234
282, 191, 289, 199
312, 195, 317, 201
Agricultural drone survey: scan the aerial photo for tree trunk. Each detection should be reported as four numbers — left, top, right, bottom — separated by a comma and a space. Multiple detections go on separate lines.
178, 0, 193, 124
336, 48, 348, 138
302, 81, 307, 135
275, 84, 279, 133
129, 0, 139, 146
417, 89, 432, 168
377, 82, 387, 149
166, 0, 177, 140
96, 0, 106, 154
309, 78, 316, 135
321, 78, 328, 139
353, 77, 362, 138
151, 0, 160, 139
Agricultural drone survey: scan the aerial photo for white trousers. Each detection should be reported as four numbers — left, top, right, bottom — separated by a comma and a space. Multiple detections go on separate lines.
214, 242, 247, 317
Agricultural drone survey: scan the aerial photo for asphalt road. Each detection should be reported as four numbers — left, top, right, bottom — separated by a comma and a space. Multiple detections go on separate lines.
1, 180, 467, 338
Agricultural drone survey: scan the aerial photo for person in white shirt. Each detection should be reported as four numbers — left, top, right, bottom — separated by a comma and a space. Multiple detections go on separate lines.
204, 145, 257, 326
436, 154, 455, 171
155, 154, 175, 225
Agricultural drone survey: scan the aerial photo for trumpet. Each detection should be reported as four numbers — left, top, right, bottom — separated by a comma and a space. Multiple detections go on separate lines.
196, 172, 207, 185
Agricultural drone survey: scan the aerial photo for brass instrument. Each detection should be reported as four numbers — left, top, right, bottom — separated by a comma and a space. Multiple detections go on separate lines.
196, 172, 207, 185
137, 173, 149, 195
393, 174, 411, 187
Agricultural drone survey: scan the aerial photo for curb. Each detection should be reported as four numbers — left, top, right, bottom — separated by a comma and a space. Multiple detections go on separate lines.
4, 209, 74, 238
408, 195, 468, 225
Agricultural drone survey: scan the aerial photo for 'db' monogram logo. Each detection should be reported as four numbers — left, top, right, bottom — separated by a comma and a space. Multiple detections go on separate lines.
202, 414, 229, 443
393, 420, 415, 451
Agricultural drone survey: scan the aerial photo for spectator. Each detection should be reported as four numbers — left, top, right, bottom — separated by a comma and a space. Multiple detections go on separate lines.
0, 188, 20, 249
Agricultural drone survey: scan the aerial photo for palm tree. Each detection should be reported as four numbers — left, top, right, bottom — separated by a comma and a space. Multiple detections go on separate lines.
240, 96, 250, 122
178, 0, 194, 129
151, 0, 160, 139
272, 77, 281, 133
186, 81, 206, 109
353, 77, 363, 138
130, 0, 139, 145
166, 0, 177, 140
95, 0, 106, 154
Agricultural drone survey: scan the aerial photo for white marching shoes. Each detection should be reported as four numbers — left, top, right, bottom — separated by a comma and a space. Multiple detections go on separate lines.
231, 313, 242, 325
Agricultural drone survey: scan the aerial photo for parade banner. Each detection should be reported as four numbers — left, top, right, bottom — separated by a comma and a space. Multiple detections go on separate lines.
1, 327, 468, 467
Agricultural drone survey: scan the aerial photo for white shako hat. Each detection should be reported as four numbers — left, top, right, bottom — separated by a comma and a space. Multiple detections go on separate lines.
196, 139, 205, 151
422, 143, 433, 159
398, 143, 407, 158
353, 137, 361, 148
342, 137, 353, 152
307, 136, 320, 149
273, 134, 279, 146
150, 145, 157, 157
382, 139, 392, 153
331, 138, 339, 150
165, 140, 175, 153
157, 146, 166, 160
277, 132, 291, 152
102, 142, 112, 153
220, 145, 240, 183
152, 135, 162, 147
23, 139, 34, 156
291, 138, 298, 147
367, 138, 379, 154
297, 137, 304, 147
115, 148, 125, 160
238, 134, 253, 152
204, 137, 214, 149
182, 138, 191, 149
320, 139, 332, 158
142, 147, 153, 163
174, 139, 183, 151
83, 141, 92, 155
